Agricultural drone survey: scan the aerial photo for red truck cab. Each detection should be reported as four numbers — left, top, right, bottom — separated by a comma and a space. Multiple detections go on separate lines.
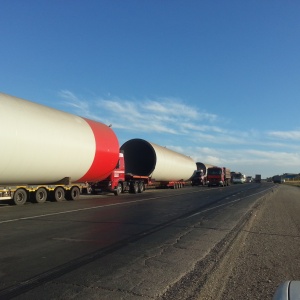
207, 166, 231, 187
91, 152, 148, 195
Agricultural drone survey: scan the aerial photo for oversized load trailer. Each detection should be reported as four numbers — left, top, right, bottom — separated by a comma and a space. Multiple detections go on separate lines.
0, 92, 119, 205
121, 138, 196, 188
92, 139, 196, 195
196, 162, 214, 173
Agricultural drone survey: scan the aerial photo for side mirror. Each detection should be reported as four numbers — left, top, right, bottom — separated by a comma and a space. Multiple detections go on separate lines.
273, 281, 300, 300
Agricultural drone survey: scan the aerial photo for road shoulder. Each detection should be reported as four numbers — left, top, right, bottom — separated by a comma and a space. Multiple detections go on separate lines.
197, 184, 300, 299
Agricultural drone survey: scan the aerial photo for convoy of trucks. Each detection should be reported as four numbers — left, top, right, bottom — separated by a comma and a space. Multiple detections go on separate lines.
0, 92, 264, 205
0, 92, 198, 204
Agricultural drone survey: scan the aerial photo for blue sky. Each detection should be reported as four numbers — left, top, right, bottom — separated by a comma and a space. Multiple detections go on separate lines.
1, 1, 300, 178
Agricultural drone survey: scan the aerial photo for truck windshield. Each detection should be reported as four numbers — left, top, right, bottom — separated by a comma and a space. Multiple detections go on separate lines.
195, 171, 203, 177
233, 174, 242, 179
207, 169, 221, 175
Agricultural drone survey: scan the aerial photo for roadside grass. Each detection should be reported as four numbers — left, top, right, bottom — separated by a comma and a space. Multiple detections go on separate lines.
284, 181, 300, 187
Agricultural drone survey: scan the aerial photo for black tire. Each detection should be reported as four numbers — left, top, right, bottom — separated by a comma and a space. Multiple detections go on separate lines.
52, 187, 65, 202
66, 186, 80, 201
13, 188, 28, 205
138, 182, 144, 193
130, 182, 139, 194
33, 187, 48, 203
114, 183, 122, 196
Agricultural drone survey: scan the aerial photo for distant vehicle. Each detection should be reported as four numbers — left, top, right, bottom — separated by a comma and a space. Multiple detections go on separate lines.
273, 175, 285, 184
232, 172, 246, 184
255, 174, 262, 183
246, 176, 252, 183
207, 166, 231, 187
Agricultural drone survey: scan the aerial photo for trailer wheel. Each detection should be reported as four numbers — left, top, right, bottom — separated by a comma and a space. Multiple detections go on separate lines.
52, 187, 65, 202
13, 188, 28, 205
130, 182, 139, 194
138, 182, 144, 193
33, 187, 48, 203
114, 183, 122, 196
66, 186, 80, 201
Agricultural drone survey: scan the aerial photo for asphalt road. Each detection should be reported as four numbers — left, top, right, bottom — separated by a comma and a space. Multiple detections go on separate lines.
0, 183, 276, 299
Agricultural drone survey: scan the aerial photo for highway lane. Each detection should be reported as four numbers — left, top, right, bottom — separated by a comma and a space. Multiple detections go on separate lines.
0, 183, 276, 299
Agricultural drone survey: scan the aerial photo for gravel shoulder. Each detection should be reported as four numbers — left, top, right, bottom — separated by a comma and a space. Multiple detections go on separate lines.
197, 184, 300, 300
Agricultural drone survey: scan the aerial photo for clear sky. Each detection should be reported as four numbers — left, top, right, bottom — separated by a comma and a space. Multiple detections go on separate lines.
1, 1, 300, 178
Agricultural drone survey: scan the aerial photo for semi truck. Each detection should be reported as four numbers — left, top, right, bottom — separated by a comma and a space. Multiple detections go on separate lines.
206, 166, 231, 187
0, 92, 120, 205
273, 175, 284, 184
92, 139, 196, 195
0, 92, 196, 204
191, 162, 213, 186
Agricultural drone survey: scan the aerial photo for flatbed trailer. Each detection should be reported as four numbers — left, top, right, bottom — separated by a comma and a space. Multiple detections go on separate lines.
0, 179, 91, 205
90, 148, 193, 196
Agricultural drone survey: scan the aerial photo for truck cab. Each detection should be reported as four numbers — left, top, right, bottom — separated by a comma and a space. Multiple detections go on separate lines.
91, 152, 147, 195
207, 167, 231, 187
191, 170, 205, 186
91, 153, 125, 195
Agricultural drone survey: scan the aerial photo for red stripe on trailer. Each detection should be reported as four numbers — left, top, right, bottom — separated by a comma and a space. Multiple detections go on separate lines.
77, 118, 119, 182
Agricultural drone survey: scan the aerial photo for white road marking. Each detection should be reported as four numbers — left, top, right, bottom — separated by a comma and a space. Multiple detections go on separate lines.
0, 186, 275, 224
0, 196, 169, 224
185, 187, 275, 219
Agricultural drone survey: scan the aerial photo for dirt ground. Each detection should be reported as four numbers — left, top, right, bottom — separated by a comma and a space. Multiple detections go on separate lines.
196, 184, 300, 300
